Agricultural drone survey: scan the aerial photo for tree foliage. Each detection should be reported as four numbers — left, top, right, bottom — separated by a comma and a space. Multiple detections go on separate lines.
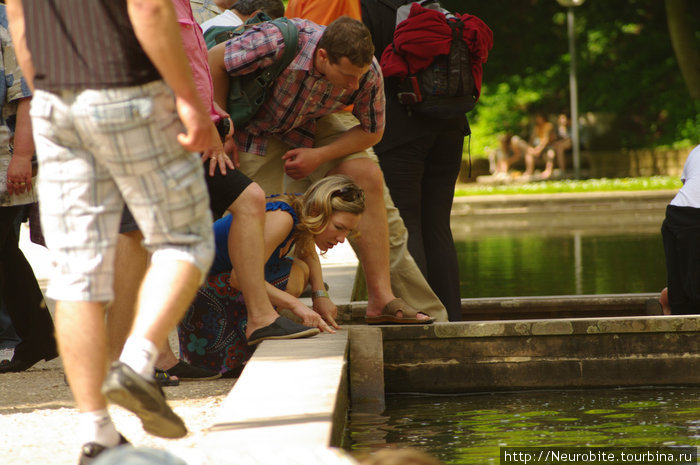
442, 0, 700, 156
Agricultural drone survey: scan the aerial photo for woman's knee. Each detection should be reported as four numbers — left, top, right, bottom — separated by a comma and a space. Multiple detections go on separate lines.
228, 182, 266, 218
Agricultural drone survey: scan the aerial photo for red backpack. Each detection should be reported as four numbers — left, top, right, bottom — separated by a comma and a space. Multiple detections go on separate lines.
378, 0, 493, 119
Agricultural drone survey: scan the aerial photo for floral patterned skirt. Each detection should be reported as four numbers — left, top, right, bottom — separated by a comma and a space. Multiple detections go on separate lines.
177, 272, 254, 378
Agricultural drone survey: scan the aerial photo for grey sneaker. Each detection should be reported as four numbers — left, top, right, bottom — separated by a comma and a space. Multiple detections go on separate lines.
101, 362, 187, 438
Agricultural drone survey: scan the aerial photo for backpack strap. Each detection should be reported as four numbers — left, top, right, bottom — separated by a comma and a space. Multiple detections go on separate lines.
377, 0, 400, 11
378, 0, 439, 12
224, 17, 300, 124
205, 11, 272, 49
254, 17, 300, 89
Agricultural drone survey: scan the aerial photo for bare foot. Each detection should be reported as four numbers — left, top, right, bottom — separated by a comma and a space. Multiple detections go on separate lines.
659, 287, 671, 315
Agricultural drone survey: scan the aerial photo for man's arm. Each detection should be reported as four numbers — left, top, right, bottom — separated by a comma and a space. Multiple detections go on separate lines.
6, 97, 34, 195
281, 58, 387, 178
282, 125, 383, 180
6, 0, 34, 91
126, 0, 212, 152
208, 42, 230, 111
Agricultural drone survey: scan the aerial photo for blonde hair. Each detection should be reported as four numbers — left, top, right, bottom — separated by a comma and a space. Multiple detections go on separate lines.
281, 175, 365, 258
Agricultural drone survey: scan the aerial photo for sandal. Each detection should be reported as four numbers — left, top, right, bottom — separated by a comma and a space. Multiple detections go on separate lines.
365, 298, 435, 325
154, 369, 180, 387
165, 360, 221, 381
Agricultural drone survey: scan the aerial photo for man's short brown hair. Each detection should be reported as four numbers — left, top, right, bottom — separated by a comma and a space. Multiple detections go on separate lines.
317, 16, 374, 68
232, 0, 285, 19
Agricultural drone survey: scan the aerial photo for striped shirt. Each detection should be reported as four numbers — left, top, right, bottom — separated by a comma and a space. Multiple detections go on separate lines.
0, 5, 35, 207
224, 19, 385, 156
23, 0, 160, 90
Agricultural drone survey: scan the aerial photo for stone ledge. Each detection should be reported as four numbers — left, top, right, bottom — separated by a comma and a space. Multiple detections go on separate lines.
379, 315, 700, 340
451, 190, 676, 216
378, 316, 700, 393
336, 294, 664, 324
204, 331, 349, 454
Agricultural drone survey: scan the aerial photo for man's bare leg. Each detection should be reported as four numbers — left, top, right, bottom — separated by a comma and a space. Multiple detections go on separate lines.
56, 301, 109, 413
555, 138, 571, 171
524, 152, 535, 176
226, 184, 280, 339
128, 259, 203, 355
330, 158, 430, 320
107, 231, 147, 362
56, 300, 124, 448
107, 231, 181, 376
101, 259, 203, 439
540, 150, 556, 179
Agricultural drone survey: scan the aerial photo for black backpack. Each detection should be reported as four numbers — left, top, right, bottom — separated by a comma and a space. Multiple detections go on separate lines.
378, 0, 477, 119
205, 14, 299, 127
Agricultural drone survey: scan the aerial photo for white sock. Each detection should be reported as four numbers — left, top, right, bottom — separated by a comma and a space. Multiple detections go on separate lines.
80, 409, 120, 447
119, 336, 159, 379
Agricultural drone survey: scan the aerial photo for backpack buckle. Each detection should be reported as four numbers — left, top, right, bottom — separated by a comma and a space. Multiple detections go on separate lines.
397, 75, 423, 105
397, 91, 419, 105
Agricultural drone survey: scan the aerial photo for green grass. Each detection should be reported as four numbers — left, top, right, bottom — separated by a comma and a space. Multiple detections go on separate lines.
455, 176, 682, 196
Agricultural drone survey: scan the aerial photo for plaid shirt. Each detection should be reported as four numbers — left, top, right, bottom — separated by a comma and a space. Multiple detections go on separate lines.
189, 0, 222, 24
224, 19, 385, 156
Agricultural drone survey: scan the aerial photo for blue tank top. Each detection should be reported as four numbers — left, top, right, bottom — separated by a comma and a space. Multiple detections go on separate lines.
209, 200, 299, 276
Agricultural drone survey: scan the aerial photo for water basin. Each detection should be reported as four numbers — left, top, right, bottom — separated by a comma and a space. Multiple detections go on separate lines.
349, 388, 700, 464
456, 232, 665, 299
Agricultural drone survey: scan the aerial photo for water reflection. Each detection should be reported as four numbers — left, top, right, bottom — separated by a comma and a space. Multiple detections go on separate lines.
348, 388, 700, 465
456, 233, 666, 298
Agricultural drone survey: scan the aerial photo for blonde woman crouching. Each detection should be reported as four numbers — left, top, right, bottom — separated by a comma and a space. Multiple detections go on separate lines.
177, 175, 365, 376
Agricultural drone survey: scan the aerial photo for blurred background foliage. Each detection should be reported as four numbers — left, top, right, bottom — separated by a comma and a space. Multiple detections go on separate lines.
440, 0, 700, 158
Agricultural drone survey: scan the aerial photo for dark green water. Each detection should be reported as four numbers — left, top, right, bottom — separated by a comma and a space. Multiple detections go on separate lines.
349, 388, 700, 465
456, 232, 666, 298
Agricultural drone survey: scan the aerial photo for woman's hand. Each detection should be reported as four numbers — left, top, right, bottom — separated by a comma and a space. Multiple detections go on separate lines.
290, 301, 335, 334
312, 296, 340, 330
201, 123, 235, 176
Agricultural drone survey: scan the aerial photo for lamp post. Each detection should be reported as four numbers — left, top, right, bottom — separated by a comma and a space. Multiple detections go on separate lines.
557, 0, 585, 179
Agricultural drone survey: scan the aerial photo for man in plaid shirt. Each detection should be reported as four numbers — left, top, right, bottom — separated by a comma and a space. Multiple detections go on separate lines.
210, 16, 446, 323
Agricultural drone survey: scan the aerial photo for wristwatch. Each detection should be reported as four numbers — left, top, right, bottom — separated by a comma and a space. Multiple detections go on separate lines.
311, 290, 329, 299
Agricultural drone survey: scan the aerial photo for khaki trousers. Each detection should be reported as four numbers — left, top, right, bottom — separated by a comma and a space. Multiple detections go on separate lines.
237, 112, 448, 321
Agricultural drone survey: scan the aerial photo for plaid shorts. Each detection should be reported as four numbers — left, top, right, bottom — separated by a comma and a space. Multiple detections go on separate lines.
30, 81, 214, 302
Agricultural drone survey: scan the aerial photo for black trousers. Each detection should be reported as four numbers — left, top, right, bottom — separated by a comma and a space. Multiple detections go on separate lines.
0, 206, 57, 359
661, 205, 700, 314
377, 130, 465, 321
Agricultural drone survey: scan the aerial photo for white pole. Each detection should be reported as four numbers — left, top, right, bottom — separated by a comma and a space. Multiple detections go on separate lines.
568, 7, 581, 179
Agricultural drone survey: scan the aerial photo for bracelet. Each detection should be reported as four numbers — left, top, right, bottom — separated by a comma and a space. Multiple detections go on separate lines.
311, 289, 329, 299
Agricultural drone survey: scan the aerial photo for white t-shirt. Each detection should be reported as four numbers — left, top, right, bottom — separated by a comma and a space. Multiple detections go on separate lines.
670, 144, 700, 208
200, 10, 243, 35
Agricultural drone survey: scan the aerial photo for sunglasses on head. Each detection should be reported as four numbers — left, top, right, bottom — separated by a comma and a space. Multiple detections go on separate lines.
332, 186, 364, 203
